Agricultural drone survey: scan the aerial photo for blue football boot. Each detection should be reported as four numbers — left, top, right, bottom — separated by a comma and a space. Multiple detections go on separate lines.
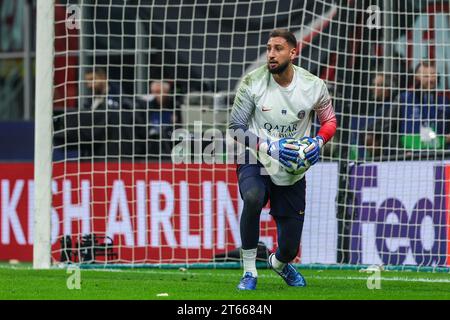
237, 272, 257, 290
268, 253, 306, 287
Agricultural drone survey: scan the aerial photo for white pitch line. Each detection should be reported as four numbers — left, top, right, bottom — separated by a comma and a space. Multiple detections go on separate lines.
1, 265, 448, 284
83, 269, 450, 284
307, 275, 450, 284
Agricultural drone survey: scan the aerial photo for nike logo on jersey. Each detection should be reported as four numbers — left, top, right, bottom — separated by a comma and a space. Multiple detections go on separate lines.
262, 106, 272, 112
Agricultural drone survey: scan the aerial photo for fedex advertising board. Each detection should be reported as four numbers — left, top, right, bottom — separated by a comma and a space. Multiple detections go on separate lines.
348, 162, 450, 266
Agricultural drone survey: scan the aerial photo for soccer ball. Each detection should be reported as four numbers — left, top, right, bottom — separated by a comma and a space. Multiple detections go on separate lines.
284, 138, 312, 175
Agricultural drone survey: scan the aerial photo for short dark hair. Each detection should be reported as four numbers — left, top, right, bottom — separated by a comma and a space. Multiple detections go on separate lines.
414, 60, 436, 74
269, 29, 297, 48
372, 71, 397, 88
85, 67, 107, 78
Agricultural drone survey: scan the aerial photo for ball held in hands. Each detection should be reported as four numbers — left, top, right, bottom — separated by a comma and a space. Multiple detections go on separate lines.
302, 136, 324, 165
259, 138, 301, 168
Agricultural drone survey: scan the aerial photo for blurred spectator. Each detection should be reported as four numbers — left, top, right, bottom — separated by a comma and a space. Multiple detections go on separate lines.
362, 72, 398, 159
145, 81, 178, 131
138, 81, 181, 159
54, 68, 143, 160
375, 61, 450, 159
83, 68, 124, 110
350, 71, 398, 160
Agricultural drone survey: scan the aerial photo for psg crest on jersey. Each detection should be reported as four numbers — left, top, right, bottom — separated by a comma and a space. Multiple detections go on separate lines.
297, 110, 306, 119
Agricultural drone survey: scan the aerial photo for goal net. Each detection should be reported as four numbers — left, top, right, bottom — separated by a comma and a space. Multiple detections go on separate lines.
34, 0, 450, 269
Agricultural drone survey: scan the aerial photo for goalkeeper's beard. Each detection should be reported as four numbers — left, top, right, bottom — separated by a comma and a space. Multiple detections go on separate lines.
267, 60, 290, 74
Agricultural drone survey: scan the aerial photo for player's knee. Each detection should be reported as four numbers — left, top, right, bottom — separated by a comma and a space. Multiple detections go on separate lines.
242, 187, 265, 210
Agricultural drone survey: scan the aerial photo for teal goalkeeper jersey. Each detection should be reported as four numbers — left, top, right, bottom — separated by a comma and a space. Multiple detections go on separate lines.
229, 64, 333, 186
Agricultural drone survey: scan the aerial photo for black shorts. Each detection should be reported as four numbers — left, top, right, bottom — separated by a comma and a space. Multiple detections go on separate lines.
237, 161, 306, 219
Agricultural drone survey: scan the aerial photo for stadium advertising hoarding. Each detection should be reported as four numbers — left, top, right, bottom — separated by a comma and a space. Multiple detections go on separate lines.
0, 162, 337, 264
0, 161, 448, 266
348, 162, 450, 267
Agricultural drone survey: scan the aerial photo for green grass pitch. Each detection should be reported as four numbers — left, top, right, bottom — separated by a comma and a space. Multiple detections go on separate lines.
0, 264, 449, 300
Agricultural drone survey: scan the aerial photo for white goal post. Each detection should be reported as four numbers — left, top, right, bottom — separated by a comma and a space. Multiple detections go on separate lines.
33, 0, 55, 269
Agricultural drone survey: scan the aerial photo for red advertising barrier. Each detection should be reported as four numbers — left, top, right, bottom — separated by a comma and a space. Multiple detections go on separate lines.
0, 162, 277, 263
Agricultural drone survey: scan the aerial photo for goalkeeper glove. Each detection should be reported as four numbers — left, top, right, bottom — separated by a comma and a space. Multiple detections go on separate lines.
258, 138, 300, 168
302, 136, 324, 165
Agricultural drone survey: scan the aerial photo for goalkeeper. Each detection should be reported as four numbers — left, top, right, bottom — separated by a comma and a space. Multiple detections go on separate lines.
228, 29, 337, 290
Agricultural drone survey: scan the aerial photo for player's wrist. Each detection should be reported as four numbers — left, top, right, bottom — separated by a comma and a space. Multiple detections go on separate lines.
315, 136, 324, 148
